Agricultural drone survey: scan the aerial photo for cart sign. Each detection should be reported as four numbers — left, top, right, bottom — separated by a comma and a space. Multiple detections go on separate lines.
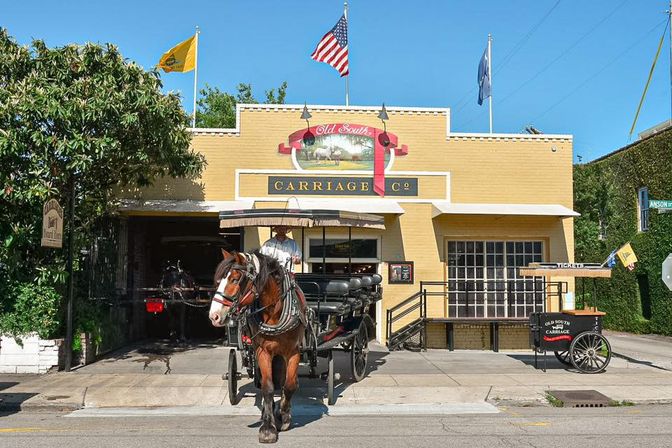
40, 199, 63, 248
663, 254, 672, 291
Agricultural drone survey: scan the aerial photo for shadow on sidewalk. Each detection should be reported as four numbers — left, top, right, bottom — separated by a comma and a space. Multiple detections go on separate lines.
505, 353, 572, 371
0, 382, 37, 416
78, 338, 224, 374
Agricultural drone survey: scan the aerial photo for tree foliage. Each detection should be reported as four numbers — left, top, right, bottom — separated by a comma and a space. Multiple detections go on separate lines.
195, 81, 287, 128
0, 28, 205, 336
574, 129, 672, 335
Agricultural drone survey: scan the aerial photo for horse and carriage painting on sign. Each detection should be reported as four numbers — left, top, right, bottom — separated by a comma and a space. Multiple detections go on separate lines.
209, 208, 383, 443
297, 131, 389, 171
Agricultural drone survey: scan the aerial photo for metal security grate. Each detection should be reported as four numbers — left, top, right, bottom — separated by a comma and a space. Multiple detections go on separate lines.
548, 390, 612, 408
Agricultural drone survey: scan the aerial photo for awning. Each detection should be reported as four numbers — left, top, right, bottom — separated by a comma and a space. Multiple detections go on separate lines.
285, 198, 404, 215
432, 202, 580, 218
118, 199, 254, 214
219, 208, 386, 229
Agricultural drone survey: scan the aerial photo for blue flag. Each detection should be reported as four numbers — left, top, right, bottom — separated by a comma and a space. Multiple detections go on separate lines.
478, 47, 491, 106
605, 248, 618, 268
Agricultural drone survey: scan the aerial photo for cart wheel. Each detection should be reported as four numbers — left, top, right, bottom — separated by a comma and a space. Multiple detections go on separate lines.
327, 350, 336, 405
554, 350, 573, 366
227, 349, 239, 405
351, 322, 369, 382
569, 331, 611, 374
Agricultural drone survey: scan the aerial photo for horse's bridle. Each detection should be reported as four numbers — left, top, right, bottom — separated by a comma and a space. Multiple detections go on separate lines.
212, 254, 259, 317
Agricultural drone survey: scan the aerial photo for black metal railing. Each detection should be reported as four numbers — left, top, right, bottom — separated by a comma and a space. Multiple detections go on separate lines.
386, 290, 426, 351
386, 280, 568, 351
420, 279, 567, 319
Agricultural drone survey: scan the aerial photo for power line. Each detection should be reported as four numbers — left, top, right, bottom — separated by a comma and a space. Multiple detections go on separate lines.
456, 0, 631, 130
494, 0, 563, 74
498, 0, 630, 107
450, 0, 563, 116
531, 18, 667, 123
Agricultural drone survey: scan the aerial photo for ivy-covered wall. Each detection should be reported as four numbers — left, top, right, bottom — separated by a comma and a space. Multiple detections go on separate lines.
574, 128, 672, 334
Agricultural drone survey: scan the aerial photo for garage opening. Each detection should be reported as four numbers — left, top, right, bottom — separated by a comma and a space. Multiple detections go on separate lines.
127, 216, 242, 340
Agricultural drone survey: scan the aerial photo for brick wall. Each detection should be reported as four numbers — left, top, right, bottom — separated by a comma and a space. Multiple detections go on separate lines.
424, 322, 530, 350
0, 334, 64, 374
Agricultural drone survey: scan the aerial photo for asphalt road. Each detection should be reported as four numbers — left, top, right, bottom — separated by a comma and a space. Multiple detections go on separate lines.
1, 405, 672, 448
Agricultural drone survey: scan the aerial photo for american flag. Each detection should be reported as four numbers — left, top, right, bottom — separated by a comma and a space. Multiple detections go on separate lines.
310, 14, 349, 77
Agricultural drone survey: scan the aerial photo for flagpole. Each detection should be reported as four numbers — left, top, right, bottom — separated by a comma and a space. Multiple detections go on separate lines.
192, 26, 200, 128
344, 0, 350, 106
488, 33, 493, 134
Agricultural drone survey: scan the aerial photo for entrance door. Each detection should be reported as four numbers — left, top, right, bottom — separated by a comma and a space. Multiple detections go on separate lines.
306, 235, 381, 334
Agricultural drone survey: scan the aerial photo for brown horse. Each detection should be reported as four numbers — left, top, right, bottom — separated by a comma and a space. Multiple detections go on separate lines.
209, 250, 306, 444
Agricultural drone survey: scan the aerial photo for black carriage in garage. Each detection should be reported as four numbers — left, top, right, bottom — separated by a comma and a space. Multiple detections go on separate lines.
219, 208, 383, 405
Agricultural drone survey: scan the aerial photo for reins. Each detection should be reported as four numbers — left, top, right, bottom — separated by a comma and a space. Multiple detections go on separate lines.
213, 252, 303, 337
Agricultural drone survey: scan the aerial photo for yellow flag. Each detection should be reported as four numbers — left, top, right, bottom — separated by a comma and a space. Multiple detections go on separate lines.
158, 35, 197, 73
616, 243, 638, 269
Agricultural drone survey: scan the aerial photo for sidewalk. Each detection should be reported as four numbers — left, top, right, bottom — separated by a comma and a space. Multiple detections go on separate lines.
2, 335, 672, 414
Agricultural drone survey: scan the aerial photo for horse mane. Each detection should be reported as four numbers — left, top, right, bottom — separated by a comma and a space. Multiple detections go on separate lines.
213, 250, 282, 292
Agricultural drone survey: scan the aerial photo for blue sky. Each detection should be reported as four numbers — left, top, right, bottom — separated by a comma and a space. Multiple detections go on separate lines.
4, 0, 671, 161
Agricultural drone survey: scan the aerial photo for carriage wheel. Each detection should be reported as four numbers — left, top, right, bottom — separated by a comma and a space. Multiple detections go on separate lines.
327, 350, 336, 405
351, 322, 369, 382
569, 332, 612, 374
227, 349, 239, 405
554, 350, 573, 366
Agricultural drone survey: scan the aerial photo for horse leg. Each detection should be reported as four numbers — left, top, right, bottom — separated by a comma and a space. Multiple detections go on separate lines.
257, 350, 278, 444
277, 351, 300, 431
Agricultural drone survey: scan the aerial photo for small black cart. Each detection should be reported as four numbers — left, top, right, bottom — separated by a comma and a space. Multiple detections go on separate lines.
521, 263, 613, 374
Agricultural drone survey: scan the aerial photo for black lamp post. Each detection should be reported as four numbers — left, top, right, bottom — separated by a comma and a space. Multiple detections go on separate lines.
378, 103, 390, 147
301, 103, 315, 146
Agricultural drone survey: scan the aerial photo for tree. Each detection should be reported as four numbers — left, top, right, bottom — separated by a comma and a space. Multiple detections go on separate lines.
196, 81, 287, 128
0, 28, 205, 336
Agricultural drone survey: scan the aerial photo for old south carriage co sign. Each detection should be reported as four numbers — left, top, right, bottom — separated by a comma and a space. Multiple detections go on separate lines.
277, 123, 411, 197
41, 199, 63, 248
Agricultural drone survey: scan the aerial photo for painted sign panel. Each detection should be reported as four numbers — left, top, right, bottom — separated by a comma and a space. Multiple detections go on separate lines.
268, 176, 418, 196
41, 199, 63, 248
278, 123, 409, 196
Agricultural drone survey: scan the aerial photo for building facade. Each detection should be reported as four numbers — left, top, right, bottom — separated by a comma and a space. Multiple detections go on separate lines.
120, 104, 576, 348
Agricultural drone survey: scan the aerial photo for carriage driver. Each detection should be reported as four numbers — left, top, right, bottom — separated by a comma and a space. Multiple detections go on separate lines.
260, 225, 302, 272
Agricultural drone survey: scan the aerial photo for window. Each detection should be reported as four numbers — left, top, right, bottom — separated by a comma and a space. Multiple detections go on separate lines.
638, 187, 649, 232
308, 237, 379, 274
309, 238, 377, 259
446, 240, 544, 318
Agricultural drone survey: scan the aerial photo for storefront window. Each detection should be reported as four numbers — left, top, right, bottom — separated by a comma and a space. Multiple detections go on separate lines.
308, 238, 379, 275
447, 240, 544, 318
309, 238, 377, 259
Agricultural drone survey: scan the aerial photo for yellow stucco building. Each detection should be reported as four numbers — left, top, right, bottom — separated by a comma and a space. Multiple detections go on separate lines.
121, 103, 577, 348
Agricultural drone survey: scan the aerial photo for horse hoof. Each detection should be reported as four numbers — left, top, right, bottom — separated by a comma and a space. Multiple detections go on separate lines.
280, 416, 291, 432
259, 426, 278, 444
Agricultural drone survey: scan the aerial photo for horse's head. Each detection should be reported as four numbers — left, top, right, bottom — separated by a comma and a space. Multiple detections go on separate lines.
209, 250, 259, 327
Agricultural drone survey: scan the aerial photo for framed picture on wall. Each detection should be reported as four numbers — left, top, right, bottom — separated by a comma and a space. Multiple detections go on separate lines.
388, 261, 414, 284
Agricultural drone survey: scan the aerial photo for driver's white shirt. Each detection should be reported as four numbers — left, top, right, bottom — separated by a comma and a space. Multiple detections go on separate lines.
260, 237, 302, 270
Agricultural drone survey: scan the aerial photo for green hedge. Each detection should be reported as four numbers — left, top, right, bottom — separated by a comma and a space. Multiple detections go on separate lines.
574, 128, 672, 335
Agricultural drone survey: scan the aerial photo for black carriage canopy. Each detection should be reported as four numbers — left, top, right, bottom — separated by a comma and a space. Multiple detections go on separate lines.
218, 208, 386, 230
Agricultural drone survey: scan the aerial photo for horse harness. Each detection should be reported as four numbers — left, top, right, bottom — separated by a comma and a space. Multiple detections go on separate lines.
213, 253, 305, 337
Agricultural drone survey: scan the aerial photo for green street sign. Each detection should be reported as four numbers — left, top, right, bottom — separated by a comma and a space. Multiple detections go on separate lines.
649, 199, 672, 209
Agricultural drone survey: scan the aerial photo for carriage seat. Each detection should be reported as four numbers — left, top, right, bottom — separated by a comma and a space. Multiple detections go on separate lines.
307, 301, 350, 315
325, 280, 351, 295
